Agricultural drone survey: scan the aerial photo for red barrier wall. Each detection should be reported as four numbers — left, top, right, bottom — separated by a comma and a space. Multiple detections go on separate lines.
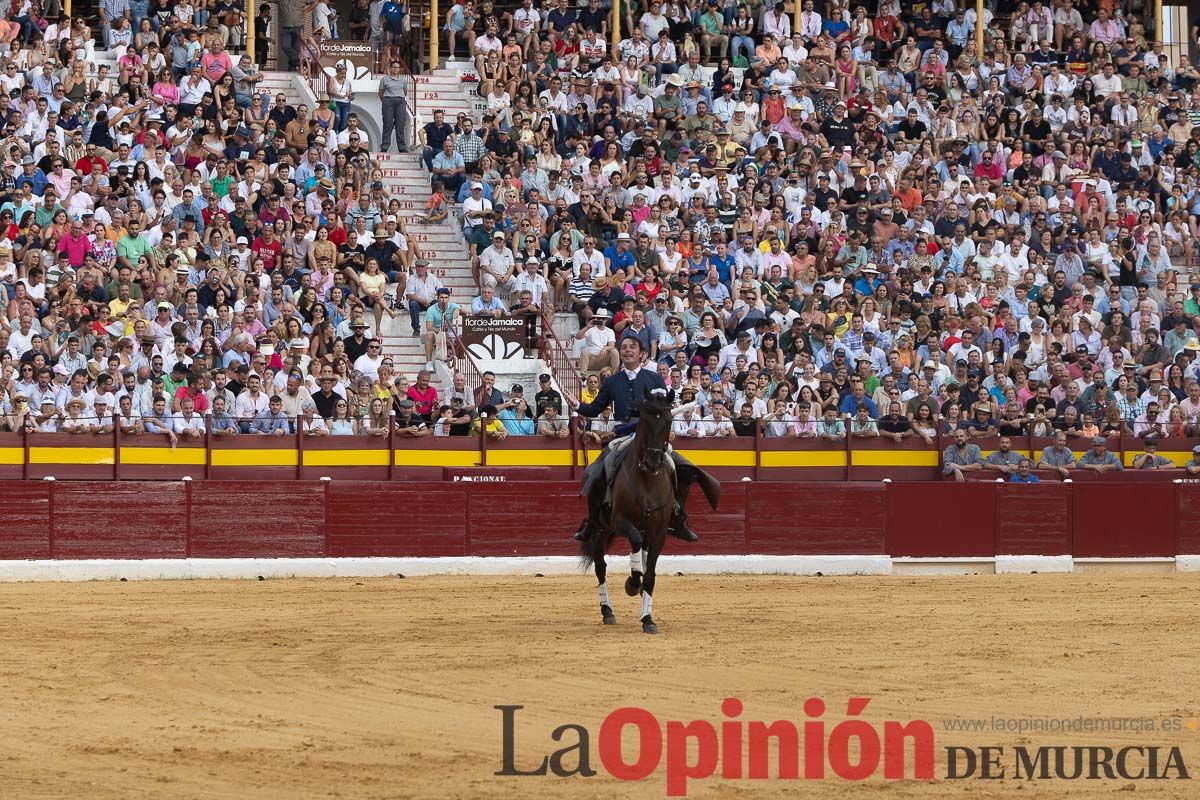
994, 484, 1072, 556
0, 480, 1197, 561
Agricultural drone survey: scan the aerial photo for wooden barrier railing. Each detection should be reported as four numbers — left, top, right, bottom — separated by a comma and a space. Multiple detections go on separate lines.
1, 424, 1197, 482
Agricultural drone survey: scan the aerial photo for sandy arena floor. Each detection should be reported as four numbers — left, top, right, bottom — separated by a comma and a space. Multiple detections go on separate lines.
1, 572, 1198, 799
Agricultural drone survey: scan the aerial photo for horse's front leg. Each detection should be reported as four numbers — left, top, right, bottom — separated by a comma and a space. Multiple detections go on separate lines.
594, 545, 616, 625
615, 515, 644, 597
640, 533, 663, 635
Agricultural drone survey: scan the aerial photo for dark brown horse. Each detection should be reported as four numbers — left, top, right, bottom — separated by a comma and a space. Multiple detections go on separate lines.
579, 388, 692, 634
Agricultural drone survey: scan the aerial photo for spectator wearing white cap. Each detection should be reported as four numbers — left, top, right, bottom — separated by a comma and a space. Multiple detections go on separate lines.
462, 181, 492, 237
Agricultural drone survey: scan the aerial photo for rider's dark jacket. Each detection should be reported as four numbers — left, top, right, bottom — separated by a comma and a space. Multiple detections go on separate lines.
575, 367, 667, 421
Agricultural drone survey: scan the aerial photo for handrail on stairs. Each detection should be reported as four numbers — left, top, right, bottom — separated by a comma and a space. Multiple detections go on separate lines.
445, 319, 484, 391
539, 307, 584, 401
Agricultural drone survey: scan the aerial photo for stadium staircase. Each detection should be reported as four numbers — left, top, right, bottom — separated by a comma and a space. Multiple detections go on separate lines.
375, 151, 476, 381
371, 63, 481, 382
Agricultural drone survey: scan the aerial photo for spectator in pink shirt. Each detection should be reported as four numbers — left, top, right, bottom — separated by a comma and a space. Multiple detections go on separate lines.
57, 220, 94, 268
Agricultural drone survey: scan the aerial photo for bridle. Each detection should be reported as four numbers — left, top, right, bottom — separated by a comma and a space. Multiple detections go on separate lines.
640, 445, 666, 474
636, 405, 670, 474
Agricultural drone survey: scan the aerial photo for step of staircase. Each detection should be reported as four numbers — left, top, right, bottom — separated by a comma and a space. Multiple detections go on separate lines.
373, 152, 482, 383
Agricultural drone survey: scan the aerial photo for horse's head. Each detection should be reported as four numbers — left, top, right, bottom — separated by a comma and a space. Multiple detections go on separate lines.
637, 387, 675, 472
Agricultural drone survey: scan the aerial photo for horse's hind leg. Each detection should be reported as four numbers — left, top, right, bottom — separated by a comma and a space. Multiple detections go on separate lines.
640, 537, 663, 634
615, 516, 644, 597
594, 544, 616, 625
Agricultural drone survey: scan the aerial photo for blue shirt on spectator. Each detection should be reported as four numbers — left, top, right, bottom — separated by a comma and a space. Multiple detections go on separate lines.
839, 395, 878, 417
251, 409, 293, 435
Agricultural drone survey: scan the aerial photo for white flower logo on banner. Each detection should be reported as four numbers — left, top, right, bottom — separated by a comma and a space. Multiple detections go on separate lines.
467, 334, 523, 361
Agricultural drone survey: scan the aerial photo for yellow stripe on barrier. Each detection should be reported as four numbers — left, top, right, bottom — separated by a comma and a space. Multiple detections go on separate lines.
120, 448, 206, 466
851, 450, 941, 467
0, 447, 22, 465
210, 449, 299, 467
29, 447, 114, 465
672, 449, 756, 467
486, 448, 576, 467
304, 449, 391, 467
760, 450, 848, 468
392, 449, 480, 467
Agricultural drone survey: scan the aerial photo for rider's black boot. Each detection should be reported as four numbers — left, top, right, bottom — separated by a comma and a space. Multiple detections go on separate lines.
667, 504, 700, 542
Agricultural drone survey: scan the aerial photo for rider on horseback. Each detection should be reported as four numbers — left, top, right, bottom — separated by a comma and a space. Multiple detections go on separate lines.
566, 336, 718, 544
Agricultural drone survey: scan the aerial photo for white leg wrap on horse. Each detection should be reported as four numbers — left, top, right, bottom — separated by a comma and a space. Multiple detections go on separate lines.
629, 550, 642, 573
641, 591, 653, 619
598, 583, 610, 606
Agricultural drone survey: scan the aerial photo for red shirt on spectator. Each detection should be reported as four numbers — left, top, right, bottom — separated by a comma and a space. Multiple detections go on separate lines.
201, 51, 233, 83
259, 203, 290, 226
974, 160, 1003, 182
407, 384, 439, 417
251, 234, 282, 271
174, 385, 210, 414
75, 155, 108, 177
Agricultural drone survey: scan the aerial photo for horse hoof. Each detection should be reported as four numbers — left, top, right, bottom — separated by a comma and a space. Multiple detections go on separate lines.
624, 575, 642, 596
603, 614, 617, 625
642, 621, 658, 635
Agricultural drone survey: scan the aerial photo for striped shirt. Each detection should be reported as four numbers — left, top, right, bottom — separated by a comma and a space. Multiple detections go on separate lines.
568, 276, 595, 304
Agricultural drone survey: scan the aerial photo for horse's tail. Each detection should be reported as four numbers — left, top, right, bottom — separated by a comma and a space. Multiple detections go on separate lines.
579, 525, 614, 570
578, 534, 594, 569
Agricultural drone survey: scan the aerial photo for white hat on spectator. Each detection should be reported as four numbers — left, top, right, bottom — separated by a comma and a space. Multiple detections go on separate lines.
734, 103, 747, 113
237, 236, 248, 245
386, 214, 397, 222
923, 360, 938, 369
93, 393, 114, 408
616, 232, 631, 240
665, 74, 684, 87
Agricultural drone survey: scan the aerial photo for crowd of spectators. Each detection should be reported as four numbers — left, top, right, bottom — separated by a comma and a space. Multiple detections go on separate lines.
415, 0, 1200, 474
4, 0, 1200, 478
0, 3, 471, 439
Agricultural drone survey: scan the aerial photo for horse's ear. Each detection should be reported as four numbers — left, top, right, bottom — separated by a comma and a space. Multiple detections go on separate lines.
667, 389, 676, 405
643, 385, 652, 401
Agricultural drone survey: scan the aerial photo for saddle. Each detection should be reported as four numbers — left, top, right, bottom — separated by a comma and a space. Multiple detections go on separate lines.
589, 436, 676, 507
